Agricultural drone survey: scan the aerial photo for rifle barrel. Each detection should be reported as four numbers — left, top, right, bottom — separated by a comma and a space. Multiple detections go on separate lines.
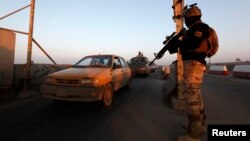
149, 58, 157, 66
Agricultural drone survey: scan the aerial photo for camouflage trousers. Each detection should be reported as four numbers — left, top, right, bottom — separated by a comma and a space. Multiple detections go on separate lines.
183, 60, 206, 139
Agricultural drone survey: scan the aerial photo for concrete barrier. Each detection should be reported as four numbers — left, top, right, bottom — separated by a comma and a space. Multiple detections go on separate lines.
208, 65, 229, 75
14, 64, 68, 90
232, 65, 250, 79
163, 65, 171, 79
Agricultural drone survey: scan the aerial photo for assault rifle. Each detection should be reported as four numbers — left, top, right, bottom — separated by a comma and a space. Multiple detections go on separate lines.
149, 28, 186, 66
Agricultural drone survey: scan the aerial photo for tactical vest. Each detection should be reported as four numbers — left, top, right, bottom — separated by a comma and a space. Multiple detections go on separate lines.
194, 27, 219, 58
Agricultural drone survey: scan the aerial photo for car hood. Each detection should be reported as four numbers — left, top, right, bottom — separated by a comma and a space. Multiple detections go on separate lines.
48, 67, 111, 78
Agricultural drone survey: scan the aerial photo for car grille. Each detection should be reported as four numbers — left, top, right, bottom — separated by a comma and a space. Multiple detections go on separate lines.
55, 79, 80, 85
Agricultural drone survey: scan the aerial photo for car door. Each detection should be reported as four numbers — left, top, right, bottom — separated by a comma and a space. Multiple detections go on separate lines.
112, 56, 124, 91
119, 57, 131, 85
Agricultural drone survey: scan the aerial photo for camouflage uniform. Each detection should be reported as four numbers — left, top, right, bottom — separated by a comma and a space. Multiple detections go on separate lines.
183, 60, 205, 139
176, 5, 213, 141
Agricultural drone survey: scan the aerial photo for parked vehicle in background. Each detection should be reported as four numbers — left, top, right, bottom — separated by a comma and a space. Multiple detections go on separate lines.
129, 52, 149, 77
40, 54, 132, 107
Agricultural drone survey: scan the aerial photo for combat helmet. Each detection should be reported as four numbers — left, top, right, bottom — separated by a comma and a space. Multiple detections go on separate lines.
183, 3, 202, 18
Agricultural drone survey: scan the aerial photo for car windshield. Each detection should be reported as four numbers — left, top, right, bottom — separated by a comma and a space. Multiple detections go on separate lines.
74, 55, 112, 68
131, 58, 148, 65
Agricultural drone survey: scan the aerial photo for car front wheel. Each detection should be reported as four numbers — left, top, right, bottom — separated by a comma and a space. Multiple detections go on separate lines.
102, 83, 113, 107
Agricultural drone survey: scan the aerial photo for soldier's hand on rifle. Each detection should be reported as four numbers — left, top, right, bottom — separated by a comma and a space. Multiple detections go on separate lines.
176, 28, 186, 39
163, 36, 173, 44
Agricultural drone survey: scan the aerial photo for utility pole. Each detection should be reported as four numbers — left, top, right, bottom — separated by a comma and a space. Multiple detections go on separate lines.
25, 0, 35, 90
2, 0, 56, 96
172, 0, 186, 110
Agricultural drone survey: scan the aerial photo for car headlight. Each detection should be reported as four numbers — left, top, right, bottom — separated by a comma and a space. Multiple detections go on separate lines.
81, 78, 99, 85
45, 77, 55, 84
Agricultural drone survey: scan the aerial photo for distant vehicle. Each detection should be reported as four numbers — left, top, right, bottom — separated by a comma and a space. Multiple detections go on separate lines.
128, 51, 149, 77
40, 54, 132, 107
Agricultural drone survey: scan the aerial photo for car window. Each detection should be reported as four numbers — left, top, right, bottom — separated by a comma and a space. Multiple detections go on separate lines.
131, 58, 147, 65
114, 57, 122, 68
74, 56, 112, 67
76, 57, 92, 66
119, 57, 127, 68
114, 57, 121, 65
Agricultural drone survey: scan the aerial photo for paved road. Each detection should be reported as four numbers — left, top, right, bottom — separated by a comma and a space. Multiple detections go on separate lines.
0, 71, 249, 141
203, 74, 250, 125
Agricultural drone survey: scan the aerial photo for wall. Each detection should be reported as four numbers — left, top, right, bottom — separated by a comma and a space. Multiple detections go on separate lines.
0, 29, 16, 89
14, 64, 65, 89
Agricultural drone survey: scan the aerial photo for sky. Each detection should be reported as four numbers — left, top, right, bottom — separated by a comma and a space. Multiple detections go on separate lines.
1, 0, 250, 65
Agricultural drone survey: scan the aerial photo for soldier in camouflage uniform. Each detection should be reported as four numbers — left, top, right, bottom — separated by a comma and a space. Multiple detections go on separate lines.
175, 5, 218, 141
